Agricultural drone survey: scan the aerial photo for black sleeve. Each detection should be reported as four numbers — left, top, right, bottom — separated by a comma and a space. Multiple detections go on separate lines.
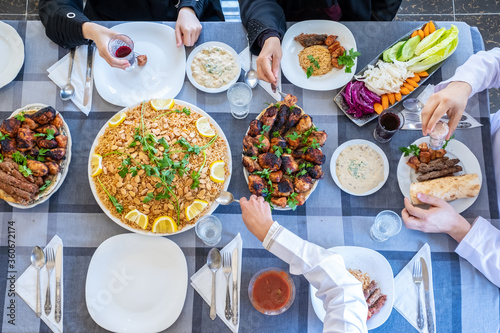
178, 0, 224, 21
238, 0, 286, 55
39, 0, 90, 48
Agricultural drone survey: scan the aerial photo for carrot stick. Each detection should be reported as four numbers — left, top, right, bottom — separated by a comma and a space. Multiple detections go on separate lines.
424, 24, 430, 37
394, 92, 402, 101
400, 87, 411, 95
417, 71, 429, 77
428, 21, 436, 33
406, 78, 419, 88
411, 31, 418, 38
374, 103, 384, 114
381, 95, 389, 109
388, 93, 395, 105
403, 82, 415, 91
417, 30, 425, 40
411, 74, 421, 82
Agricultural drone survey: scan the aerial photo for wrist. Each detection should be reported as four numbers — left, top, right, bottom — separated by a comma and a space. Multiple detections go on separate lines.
448, 215, 471, 243
448, 81, 472, 98
179, 7, 196, 16
257, 218, 275, 242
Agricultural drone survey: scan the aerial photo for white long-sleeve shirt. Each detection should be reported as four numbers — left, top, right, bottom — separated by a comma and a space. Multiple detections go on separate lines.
263, 222, 368, 333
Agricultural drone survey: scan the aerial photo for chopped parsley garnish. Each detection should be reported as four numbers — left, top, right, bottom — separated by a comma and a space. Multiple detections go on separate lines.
261, 125, 271, 134
272, 131, 280, 138
0, 153, 3, 163
14, 112, 25, 121
306, 55, 320, 79
273, 145, 283, 158
398, 144, 420, 157
338, 48, 361, 73
0, 133, 10, 141
34, 129, 56, 141
19, 165, 32, 177
254, 168, 271, 179
442, 134, 455, 149
251, 155, 258, 160
97, 178, 123, 214
286, 132, 300, 140
287, 192, 299, 211
39, 180, 52, 192
306, 66, 314, 79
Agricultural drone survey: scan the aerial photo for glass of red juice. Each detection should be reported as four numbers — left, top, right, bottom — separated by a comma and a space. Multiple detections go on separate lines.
373, 110, 405, 143
108, 34, 136, 71
248, 268, 296, 315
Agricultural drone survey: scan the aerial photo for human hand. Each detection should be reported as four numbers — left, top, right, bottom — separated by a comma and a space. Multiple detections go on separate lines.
175, 7, 202, 47
240, 195, 274, 242
401, 193, 471, 242
256, 37, 282, 85
421, 81, 472, 139
82, 22, 130, 70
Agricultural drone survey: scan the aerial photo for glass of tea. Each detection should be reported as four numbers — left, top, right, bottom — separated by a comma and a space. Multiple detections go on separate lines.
373, 110, 405, 143
108, 34, 136, 71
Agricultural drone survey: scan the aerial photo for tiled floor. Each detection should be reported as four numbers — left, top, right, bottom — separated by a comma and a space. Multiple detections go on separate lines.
1, 0, 498, 110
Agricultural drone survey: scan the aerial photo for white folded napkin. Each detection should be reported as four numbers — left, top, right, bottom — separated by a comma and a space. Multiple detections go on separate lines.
48, 46, 93, 115
394, 243, 435, 333
191, 233, 242, 333
239, 46, 282, 101
15, 235, 64, 333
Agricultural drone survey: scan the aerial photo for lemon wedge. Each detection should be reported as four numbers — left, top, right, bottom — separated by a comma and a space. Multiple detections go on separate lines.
152, 216, 177, 233
91, 154, 103, 177
108, 112, 126, 127
209, 160, 225, 183
151, 98, 175, 111
185, 199, 208, 221
124, 209, 148, 229
196, 117, 216, 137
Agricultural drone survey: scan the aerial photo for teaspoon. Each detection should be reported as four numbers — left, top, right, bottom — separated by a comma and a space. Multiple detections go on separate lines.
30, 246, 45, 318
207, 248, 222, 320
244, 38, 258, 89
216, 191, 239, 205
60, 48, 76, 101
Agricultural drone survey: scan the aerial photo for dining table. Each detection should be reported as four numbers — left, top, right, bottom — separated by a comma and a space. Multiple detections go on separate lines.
1, 20, 499, 333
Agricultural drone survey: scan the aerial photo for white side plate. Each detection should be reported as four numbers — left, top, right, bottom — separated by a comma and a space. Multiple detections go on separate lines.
0, 21, 24, 89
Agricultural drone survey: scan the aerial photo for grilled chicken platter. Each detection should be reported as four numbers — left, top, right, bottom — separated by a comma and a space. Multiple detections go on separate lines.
0, 105, 71, 206
242, 94, 327, 209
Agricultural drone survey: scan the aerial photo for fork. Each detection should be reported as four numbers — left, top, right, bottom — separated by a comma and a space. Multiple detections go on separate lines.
413, 259, 424, 330
223, 252, 233, 320
271, 83, 288, 99
44, 248, 56, 315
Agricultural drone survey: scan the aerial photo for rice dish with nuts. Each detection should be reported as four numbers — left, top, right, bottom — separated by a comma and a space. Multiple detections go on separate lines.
298, 45, 333, 77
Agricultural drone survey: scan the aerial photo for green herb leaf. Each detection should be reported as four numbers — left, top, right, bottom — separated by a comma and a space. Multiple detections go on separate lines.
182, 107, 191, 115
0, 133, 10, 141
19, 165, 32, 177
273, 145, 283, 158
398, 144, 420, 157
338, 48, 361, 73
45, 129, 56, 141
286, 132, 300, 141
0, 153, 3, 163
14, 113, 25, 121
307, 55, 320, 69
251, 155, 258, 160
39, 180, 52, 192
12, 151, 26, 165
272, 131, 280, 138
261, 125, 271, 133
442, 134, 455, 149
306, 66, 314, 79
143, 192, 154, 203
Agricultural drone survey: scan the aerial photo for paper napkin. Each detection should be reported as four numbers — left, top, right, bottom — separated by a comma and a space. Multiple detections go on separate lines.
239, 46, 282, 101
16, 235, 64, 333
48, 46, 93, 115
394, 243, 436, 333
191, 233, 242, 333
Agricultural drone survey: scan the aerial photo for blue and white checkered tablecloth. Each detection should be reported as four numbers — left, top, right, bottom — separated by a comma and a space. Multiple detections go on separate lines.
0, 21, 498, 333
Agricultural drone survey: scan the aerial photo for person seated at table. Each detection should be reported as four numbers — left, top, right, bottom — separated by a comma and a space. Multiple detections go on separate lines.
39, 0, 224, 70
239, 0, 402, 85
240, 195, 368, 332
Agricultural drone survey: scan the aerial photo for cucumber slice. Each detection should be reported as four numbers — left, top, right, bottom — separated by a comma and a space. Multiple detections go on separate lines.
397, 35, 421, 62
383, 41, 405, 63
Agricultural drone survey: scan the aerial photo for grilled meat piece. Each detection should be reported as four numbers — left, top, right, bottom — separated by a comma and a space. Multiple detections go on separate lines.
283, 94, 298, 107
366, 288, 382, 308
27, 146, 39, 159
418, 142, 429, 152
367, 295, 387, 320
285, 133, 301, 149
248, 174, 266, 196
418, 158, 459, 173
294, 175, 313, 193
271, 197, 287, 208
37, 138, 58, 149
296, 193, 307, 206
417, 165, 463, 182
304, 131, 327, 146
363, 280, 378, 300
45, 161, 61, 175
435, 149, 446, 158
406, 156, 421, 170
0, 180, 34, 202
45, 148, 66, 161
243, 135, 259, 156
331, 45, 345, 58
271, 104, 289, 135
269, 170, 283, 183
26, 159, 49, 177
307, 165, 324, 179
50, 114, 64, 128
248, 119, 262, 137
0, 169, 39, 194
55, 135, 68, 148
271, 178, 294, 197
30, 106, 56, 125
295, 114, 313, 134
283, 107, 302, 134
242, 156, 262, 173
0, 159, 30, 183
16, 127, 36, 151
269, 137, 287, 153
35, 124, 59, 136
328, 41, 341, 54
281, 154, 299, 173
1, 137, 17, 157
331, 57, 344, 69
291, 149, 304, 160
258, 153, 281, 171
303, 147, 325, 165
23, 117, 39, 130
0, 118, 21, 137
260, 106, 278, 129
325, 35, 338, 46
294, 33, 327, 47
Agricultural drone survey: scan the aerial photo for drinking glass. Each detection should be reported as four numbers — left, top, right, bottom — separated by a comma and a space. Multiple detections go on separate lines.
373, 110, 405, 143
370, 210, 402, 242
227, 82, 252, 119
108, 34, 136, 71
428, 120, 449, 150
195, 215, 222, 246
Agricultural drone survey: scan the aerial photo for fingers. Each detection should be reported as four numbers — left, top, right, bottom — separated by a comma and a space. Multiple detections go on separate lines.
271, 51, 282, 82
421, 97, 439, 135
403, 197, 427, 219
256, 56, 276, 84
175, 25, 182, 47
427, 102, 449, 134
416, 192, 446, 207
446, 109, 462, 139
401, 208, 422, 231
239, 196, 248, 204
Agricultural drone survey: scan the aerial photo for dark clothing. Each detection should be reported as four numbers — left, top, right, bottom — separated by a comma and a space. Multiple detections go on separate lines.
39, 0, 224, 48
239, 0, 402, 54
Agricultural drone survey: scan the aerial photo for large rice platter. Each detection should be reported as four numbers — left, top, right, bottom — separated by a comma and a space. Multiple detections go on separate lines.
89, 99, 231, 235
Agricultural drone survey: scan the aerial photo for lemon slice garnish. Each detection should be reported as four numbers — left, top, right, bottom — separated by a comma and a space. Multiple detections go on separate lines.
151, 98, 175, 111
108, 112, 126, 127
91, 154, 103, 177
185, 199, 208, 221
152, 216, 177, 233
209, 160, 225, 183
196, 117, 216, 137
124, 209, 148, 229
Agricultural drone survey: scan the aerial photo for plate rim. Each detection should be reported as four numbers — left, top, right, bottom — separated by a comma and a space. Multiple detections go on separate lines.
0, 21, 25, 90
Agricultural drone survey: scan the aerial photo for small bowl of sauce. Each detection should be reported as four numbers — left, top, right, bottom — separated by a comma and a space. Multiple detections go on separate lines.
248, 268, 296, 315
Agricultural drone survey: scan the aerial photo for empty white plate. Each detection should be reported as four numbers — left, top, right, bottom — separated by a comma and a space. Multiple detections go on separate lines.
0, 21, 24, 89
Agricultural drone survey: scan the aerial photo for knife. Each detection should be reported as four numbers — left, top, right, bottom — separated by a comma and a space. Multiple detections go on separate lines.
232, 248, 238, 326
54, 245, 63, 323
83, 42, 95, 107
420, 257, 434, 333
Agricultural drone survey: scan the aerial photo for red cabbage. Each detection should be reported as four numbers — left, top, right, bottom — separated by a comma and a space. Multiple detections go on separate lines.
341, 80, 380, 118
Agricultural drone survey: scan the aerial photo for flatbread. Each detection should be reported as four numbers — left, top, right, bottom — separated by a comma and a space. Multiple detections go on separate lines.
410, 173, 481, 205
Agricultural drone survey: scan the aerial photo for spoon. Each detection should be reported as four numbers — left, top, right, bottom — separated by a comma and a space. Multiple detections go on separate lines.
207, 248, 222, 320
216, 191, 239, 205
60, 48, 76, 101
31, 246, 45, 318
403, 98, 424, 113
244, 38, 258, 89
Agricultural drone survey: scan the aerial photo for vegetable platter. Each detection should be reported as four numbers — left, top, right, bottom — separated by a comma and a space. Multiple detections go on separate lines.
334, 21, 459, 127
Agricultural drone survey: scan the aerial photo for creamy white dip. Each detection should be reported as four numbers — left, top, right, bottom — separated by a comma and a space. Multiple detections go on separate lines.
191, 46, 239, 88
336, 144, 384, 194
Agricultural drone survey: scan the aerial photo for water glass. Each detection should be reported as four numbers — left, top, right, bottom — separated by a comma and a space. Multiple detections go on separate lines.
108, 34, 136, 71
227, 82, 252, 119
370, 210, 402, 242
195, 215, 222, 246
373, 110, 405, 143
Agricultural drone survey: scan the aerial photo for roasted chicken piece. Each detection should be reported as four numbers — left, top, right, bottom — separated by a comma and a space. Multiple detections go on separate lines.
55, 135, 68, 148
281, 154, 299, 174
303, 147, 325, 165
45, 148, 66, 161
418, 142, 429, 152
269, 137, 287, 153
330, 45, 345, 58
45, 161, 61, 175
30, 106, 56, 125
271, 104, 289, 135
23, 117, 39, 130
258, 153, 281, 171
304, 131, 327, 146
0, 118, 21, 136
248, 174, 266, 196
50, 114, 64, 128
285, 133, 301, 149
27, 146, 39, 159
307, 165, 324, 179
260, 106, 278, 129
283, 94, 298, 107
271, 197, 287, 208
271, 178, 294, 197
26, 159, 49, 177
1, 138, 17, 157
406, 156, 421, 170
243, 135, 259, 156
291, 149, 304, 160
37, 138, 58, 149
327, 41, 341, 54
269, 170, 283, 183
294, 175, 313, 193
16, 127, 36, 151
295, 114, 313, 134
35, 124, 59, 136
296, 193, 307, 206
248, 119, 262, 137
283, 107, 302, 134
419, 151, 431, 163
294, 33, 327, 47
242, 156, 262, 173
325, 35, 338, 46
331, 57, 344, 69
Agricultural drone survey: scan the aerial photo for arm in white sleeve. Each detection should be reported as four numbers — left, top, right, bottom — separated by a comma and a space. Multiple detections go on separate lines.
435, 48, 500, 96
455, 216, 500, 288
263, 222, 368, 333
